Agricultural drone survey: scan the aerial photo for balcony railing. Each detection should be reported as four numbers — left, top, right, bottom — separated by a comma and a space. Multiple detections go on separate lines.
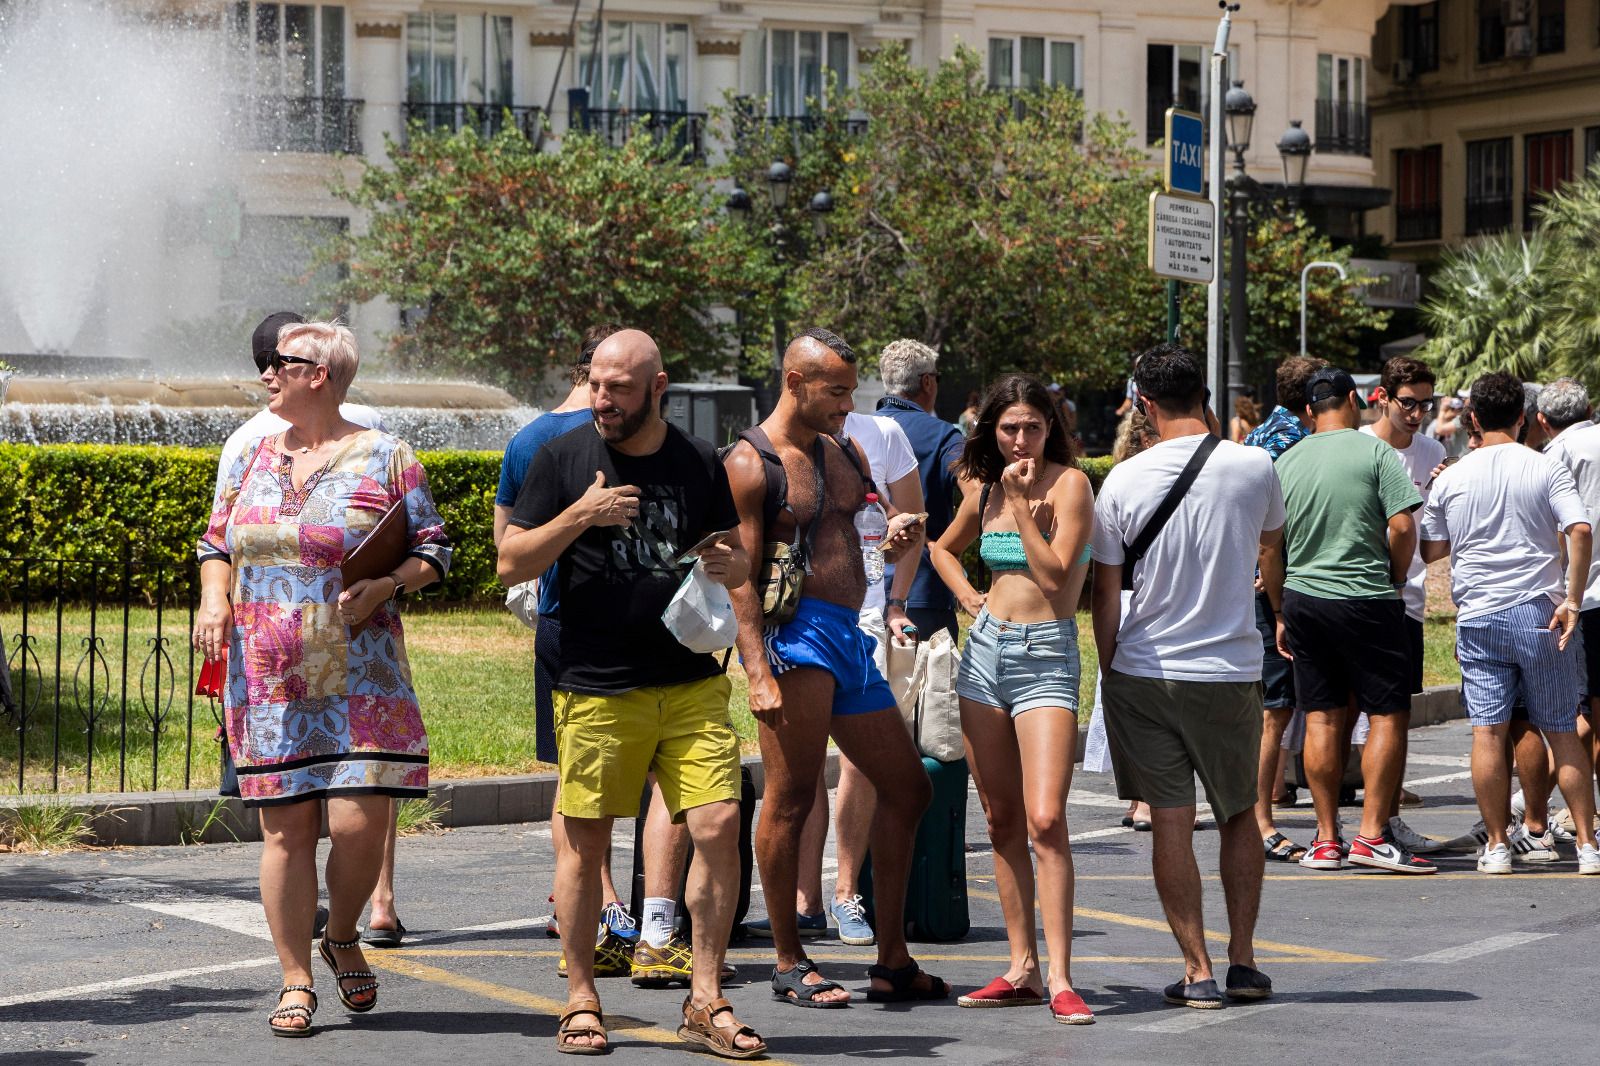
1394, 203, 1441, 243
403, 102, 543, 143
763, 114, 871, 137
1315, 99, 1369, 156
1465, 195, 1513, 236
227, 96, 362, 154
569, 106, 708, 161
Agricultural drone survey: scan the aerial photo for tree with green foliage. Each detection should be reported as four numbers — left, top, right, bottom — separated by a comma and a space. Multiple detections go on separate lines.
1420, 162, 1600, 391
330, 122, 774, 397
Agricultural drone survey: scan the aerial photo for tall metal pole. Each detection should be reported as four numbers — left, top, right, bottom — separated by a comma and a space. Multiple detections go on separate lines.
1166, 279, 1180, 343
1207, 6, 1235, 415
1227, 163, 1249, 416
1300, 261, 1348, 357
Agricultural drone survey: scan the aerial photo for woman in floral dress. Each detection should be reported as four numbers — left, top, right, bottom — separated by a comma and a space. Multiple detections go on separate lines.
192, 321, 450, 1037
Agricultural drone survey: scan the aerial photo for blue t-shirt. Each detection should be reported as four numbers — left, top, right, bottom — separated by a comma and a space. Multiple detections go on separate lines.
875, 395, 965, 611
496, 409, 593, 617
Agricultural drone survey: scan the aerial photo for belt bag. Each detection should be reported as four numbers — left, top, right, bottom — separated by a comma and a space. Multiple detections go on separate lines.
758, 539, 807, 625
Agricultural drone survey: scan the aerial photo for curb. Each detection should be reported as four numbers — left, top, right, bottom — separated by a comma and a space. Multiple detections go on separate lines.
2, 752, 841, 849
4, 687, 1465, 848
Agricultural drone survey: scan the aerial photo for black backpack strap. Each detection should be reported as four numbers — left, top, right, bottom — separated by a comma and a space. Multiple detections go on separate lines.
1120, 434, 1220, 593
830, 432, 878, 498
737, 427, 788, 531
978, 482, 993, 527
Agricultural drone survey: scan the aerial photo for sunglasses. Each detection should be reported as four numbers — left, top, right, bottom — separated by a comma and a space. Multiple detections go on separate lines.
254, 350, 319, 374
1392, 396, 1436, 414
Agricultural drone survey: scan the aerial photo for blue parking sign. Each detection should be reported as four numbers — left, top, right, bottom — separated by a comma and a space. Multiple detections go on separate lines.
1164, 109, 1204, 197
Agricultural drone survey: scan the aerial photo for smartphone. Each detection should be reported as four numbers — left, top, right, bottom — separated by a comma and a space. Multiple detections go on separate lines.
676, 528, 738, 566
1425, 455, 1459, 489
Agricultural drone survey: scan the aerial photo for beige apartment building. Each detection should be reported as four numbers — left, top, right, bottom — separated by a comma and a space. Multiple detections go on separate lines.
1, 1, 1408, 362
1369, 0, 1600, 254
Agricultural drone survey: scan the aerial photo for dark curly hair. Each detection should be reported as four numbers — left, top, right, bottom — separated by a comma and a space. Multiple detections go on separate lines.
955, 374, 1075, 484
1133, 342, 1207, 413
1470, 372, 1526, 434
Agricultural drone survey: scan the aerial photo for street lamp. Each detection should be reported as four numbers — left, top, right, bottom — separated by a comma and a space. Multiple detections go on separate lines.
808, 190, 834, 240
725, 184, 752, 220
1223, 79, 1312, 417
765, 161, 793, 209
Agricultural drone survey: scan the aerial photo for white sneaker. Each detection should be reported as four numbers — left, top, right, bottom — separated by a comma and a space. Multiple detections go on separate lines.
1578, 843, 1600, 875
1510, 790, 1526, 822
1508, 822, 1559, 864
1467, 819, 1490, 846
1477, 842, 1513, 874
1388, 816, 1443, 855
1550, 809, 1578, 844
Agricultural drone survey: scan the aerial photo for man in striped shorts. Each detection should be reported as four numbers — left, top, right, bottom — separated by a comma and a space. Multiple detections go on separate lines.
1419, 372, 1600, 875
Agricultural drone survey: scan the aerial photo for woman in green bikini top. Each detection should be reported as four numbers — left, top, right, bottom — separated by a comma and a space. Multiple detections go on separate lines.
925, 374, 1096, 1023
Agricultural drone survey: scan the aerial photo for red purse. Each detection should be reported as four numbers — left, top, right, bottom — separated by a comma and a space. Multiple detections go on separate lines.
195, 657, 225, 699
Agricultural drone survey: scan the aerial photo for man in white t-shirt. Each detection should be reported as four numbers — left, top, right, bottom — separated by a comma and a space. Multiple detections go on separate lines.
1091, 343, 1286, 1009
748, 410, 923, 948
213, 311, 385, 502
1419, 372, 1599, 876
1358, 355, 1449, 855
212, 312, 397, 945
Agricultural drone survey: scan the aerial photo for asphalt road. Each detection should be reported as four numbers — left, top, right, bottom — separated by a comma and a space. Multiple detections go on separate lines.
3, 718, 1596, 1066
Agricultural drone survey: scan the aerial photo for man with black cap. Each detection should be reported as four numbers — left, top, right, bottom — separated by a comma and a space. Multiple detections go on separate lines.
1273, 366, 1433, 875
215, 311, 384, 501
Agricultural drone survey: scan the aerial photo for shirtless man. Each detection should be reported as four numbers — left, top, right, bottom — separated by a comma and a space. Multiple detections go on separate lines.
726, 327, 946, 1008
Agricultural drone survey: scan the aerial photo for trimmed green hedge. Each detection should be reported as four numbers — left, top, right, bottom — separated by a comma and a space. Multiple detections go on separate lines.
0, 444, 1116, 604
0, 444, 502, 603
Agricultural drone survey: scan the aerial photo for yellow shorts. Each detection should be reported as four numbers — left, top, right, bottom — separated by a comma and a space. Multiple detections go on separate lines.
554, 674, 740, 822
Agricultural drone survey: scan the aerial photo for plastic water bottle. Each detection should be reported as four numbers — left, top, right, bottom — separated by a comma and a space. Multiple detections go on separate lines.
854, 493, 889, 585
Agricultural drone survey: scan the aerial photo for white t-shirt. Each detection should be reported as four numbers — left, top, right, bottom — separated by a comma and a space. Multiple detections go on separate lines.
214, 404, 385, 501
845, 412, 919, 614
1360, 424, 1446, 622
1091, 434, 1286, 682
1545, 421, 1600, 611
1420, 443, 1588, 624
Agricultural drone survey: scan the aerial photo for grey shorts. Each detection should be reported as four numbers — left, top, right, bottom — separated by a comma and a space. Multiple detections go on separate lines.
956, 609, 1081, 716
1102, 670, 1263, 823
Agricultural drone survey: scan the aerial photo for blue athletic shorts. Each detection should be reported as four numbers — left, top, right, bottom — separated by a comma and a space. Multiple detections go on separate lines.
1457, 597, 1584, 733
763, 597, 896, 716
956, 609, 1080, 716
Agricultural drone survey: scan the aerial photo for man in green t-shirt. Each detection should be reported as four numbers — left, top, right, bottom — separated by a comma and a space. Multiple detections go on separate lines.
1274, 368, 1432, 875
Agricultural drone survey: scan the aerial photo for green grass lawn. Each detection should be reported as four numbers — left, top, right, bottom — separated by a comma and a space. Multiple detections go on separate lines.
2, 603, 1462, 796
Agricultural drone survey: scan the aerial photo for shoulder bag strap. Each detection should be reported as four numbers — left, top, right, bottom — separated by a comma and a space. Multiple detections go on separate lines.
830, 432, 878, 497
800, 436, 828, 572
978, 482, 993, 527
1120, 434, 1220, 593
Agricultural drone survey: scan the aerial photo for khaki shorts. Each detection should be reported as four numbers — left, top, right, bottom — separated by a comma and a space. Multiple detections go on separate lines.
1102, 670, 1263, 824
554, 674, 740, 822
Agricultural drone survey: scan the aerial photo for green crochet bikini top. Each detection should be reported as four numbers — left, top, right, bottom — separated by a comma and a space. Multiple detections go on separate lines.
979, 530, 1092, 573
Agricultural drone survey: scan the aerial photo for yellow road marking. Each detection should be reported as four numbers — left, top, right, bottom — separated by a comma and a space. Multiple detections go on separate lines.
966, 886, 1381, 964
387, 948, 1334, 965
366, 954, 794, 1063
1073, 872, 1592, 882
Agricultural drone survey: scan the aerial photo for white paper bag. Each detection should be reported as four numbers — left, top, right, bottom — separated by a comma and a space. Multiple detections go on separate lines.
661, 564, 738, 654
914, 629, 965, 763
505, 580, 540, 630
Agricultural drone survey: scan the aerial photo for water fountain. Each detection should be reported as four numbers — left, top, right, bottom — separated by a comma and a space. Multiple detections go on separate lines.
0, 1, 542, 450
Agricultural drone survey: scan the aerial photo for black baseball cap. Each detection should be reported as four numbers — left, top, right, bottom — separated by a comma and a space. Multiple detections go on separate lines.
1305, 366, 1367, 409
251, 311, 306, 363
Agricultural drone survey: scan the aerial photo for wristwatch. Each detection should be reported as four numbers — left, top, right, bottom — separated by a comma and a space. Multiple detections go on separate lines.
887, 597, 908, 609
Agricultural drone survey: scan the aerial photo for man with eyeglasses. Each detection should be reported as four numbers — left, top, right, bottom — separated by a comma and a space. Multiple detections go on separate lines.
1360, 355, 1449, 858
216, 312, 385, 503
212, 311, 392, 941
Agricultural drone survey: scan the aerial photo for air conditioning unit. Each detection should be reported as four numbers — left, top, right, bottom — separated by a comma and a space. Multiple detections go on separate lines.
1506, 25, 1534, 57
1392, 58, 1414, 82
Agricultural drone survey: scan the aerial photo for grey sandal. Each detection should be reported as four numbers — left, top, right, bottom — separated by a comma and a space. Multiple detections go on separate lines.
319, 933, 379, 1012
771, 958, 850, 1008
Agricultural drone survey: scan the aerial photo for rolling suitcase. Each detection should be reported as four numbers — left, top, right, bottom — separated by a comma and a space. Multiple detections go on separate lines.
859, 756, 970, 942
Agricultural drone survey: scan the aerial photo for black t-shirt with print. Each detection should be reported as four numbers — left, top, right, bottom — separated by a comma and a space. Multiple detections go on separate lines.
510, 421, 739, 695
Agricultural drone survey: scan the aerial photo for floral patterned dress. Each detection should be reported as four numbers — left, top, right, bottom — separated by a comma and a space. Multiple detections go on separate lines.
197, 429, 451, 806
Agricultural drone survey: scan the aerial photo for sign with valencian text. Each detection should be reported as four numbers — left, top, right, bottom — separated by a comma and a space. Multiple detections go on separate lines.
1164, 108, 1204, 197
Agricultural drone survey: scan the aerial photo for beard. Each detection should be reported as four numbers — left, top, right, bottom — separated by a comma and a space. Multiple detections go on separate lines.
595, 398, 653, 443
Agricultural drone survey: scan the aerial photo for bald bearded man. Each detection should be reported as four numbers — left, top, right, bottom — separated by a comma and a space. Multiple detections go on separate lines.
500, 330, 764, 1056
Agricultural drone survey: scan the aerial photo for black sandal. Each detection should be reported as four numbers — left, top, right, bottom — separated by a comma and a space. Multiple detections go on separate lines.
1263, 832, 1307, 863
771, 958, 850, 1008
268, 984, 317, 1038
319, 933, 379, 1012
865, 961, 950, 1003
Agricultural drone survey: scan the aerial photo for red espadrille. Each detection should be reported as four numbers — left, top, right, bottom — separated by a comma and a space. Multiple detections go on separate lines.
1049, 988, 1095, 1025
957, 976, 1044, 1008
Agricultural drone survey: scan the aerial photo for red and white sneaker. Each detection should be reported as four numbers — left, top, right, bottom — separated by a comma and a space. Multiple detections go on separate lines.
1299, 838, 1346, 870
1347, 833, 1437, 874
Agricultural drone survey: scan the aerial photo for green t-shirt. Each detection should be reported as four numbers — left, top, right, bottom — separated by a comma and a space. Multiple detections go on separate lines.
1276, 428, 1423, 600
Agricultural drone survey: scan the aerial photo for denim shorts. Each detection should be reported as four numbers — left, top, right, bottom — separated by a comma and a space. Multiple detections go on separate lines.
956, 609, 1081, 716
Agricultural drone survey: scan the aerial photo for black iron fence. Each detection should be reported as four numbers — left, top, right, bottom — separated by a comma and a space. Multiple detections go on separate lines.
567, 97, 708, 162
2, 556, 218, 796
404, 102, 543, 143
1314, 99, 1370, 156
